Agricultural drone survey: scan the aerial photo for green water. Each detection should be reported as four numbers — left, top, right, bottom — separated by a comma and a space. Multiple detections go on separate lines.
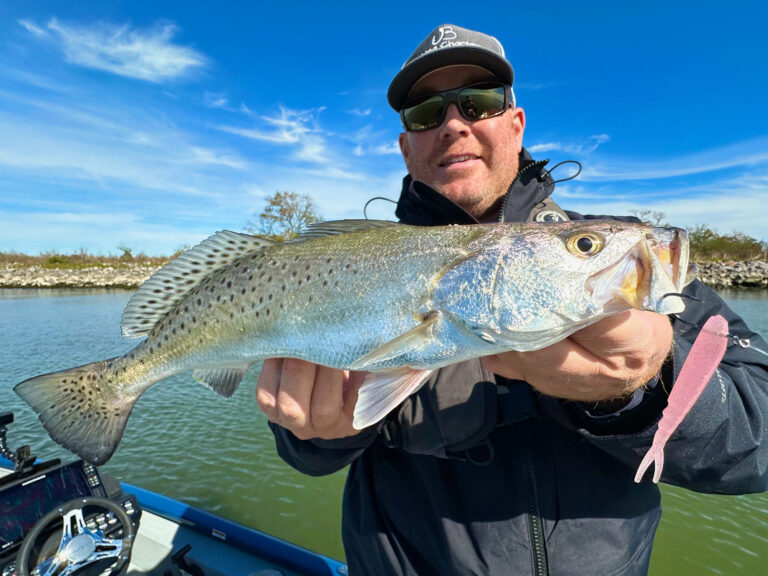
1, 288, 766, 573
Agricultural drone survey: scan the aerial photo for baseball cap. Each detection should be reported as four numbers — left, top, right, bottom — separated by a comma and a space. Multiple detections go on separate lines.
387, 24, 514, 111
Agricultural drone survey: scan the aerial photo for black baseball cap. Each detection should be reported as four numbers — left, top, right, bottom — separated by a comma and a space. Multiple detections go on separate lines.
387, 24, 514, 111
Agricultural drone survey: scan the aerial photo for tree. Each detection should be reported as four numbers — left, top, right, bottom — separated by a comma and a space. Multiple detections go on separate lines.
629, 209, 669, 227
246, 191, 322, 242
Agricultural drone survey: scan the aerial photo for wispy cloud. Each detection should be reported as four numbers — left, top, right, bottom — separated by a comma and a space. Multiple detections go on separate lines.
528, 134, 610, 155
18, 18, 207, 82
373, 141, 401, 155
349, 108, 372, 117
554, 167, 768, 240
344, 125, 401, 158
218, 106, 331, 163
580, 137, 768, 182
17, 19, 46, 38
0, 95, 249, 199
0, 209, 208, 255
203, 92, 228, 109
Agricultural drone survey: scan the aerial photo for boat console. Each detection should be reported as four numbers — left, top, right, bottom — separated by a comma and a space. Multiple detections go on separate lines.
0, 411, 141, 576
0, 409, 344, 576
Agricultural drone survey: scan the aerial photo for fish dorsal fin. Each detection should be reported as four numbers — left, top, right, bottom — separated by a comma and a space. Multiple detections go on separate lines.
121, 231, 272, 338
193, 365, 251, 398
291, 219, 399, 242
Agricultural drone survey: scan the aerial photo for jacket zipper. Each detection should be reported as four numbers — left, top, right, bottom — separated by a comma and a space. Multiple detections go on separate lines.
497, 160, 549, 223
522, 421, 549, 575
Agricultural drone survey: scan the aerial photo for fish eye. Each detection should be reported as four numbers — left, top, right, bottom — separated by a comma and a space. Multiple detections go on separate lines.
566, 232, 604, 257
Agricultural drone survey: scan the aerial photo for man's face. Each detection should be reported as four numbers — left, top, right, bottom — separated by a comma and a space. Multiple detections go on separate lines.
398, 66, 525, 222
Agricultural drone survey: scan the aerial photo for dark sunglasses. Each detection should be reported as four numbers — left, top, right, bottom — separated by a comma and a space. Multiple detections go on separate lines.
400, 82, 511, 132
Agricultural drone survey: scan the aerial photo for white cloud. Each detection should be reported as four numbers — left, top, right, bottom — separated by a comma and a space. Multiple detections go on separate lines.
554, 172, 768, 241
373, 141, 401, 155
0, 101, 247, 199
0, 210, 208, 255
203, 92, 228, 109
218, 106, 331, 163
190, 147, 250, 170
349, 108, 372, 117
528, 134, 610, 156
19, 18, 207, 82
579, 137, 768, 182
17, 19, 47, 38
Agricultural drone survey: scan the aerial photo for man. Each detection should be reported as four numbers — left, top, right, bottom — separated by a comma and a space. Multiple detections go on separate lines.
257, 24, 768, 575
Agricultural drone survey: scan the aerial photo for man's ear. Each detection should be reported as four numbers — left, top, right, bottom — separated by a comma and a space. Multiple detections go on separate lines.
398, 132, 409, 162
512, 106, 526, 145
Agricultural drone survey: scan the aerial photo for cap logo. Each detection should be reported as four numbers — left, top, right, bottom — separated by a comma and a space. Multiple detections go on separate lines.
431, 26, 458, 46
416, 25, 483, 60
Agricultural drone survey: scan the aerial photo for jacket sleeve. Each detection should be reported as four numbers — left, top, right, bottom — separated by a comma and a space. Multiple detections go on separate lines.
268, 422, 380, 477
540, 280, 768, 494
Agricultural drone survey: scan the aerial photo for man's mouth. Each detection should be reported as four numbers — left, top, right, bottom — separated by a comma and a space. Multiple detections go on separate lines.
439, 154, 479, 167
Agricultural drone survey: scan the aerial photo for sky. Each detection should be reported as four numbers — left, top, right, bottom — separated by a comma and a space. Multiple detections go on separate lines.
1, 0, 767, 255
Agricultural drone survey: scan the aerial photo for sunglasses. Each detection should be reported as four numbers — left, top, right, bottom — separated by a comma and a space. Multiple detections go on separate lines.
400, 82, 512, 132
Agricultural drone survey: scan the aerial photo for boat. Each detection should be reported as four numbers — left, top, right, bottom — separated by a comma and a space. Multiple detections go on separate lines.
0, 410, 348, 576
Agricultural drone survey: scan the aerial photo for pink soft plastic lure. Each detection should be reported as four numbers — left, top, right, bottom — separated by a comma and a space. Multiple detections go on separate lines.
634, 314, 729, 484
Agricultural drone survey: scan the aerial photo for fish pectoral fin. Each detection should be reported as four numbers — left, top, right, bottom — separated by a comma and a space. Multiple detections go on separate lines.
353, 368, 433, 430
349, 312, 441, 370
193, 365, 251, 397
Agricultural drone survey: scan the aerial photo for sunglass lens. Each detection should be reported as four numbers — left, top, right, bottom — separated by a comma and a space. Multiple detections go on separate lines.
402, 95, 445, 131
459, 85, 506, 119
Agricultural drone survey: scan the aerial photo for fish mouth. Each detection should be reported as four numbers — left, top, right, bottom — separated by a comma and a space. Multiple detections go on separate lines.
586, 227, 693, 315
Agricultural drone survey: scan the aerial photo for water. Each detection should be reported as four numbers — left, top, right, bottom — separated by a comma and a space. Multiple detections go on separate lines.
1, 288, 767, 572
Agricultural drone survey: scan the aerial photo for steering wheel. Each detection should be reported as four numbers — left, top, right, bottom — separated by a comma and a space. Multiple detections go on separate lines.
16, 496, 136, 576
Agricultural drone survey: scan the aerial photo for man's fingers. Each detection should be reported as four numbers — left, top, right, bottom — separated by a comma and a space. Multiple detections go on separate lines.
256, 358, 283, 421
310, 365, 345, 430
276, 358, 317, 431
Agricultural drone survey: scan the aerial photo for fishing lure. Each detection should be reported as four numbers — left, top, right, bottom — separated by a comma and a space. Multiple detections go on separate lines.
635, 314, 729, 483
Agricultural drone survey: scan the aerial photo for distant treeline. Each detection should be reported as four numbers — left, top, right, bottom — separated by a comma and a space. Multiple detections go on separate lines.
687, 225, 766, 262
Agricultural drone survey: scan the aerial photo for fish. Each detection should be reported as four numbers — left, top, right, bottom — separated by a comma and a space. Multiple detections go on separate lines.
15, 219, 691, 464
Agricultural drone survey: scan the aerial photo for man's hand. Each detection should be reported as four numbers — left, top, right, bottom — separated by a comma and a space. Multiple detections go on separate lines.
482, 310, 673, 403
256, 358, 366, 440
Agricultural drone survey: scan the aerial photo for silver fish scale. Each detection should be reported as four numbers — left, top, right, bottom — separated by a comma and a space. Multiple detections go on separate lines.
123, 224, 483, 381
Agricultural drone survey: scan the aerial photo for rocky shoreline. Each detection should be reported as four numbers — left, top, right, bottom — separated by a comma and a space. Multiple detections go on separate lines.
1, 260, 767, 290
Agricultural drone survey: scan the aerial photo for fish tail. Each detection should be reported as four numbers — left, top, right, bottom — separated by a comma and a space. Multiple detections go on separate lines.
14, 357, 138, 465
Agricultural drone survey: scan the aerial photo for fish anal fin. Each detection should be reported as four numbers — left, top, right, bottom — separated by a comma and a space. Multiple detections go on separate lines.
353, 368, 433, 430
349, 312, 441, 370
192, 365, 250, 398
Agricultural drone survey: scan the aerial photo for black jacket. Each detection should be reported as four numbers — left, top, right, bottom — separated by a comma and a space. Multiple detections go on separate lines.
270, 151, 768, 575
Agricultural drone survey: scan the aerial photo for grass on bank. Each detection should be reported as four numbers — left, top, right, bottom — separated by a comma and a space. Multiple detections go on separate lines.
0, 247, 171, 270
1, 226, 765, 270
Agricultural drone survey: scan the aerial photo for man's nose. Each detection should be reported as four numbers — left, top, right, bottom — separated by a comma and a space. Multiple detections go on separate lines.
439, 103, 471, 135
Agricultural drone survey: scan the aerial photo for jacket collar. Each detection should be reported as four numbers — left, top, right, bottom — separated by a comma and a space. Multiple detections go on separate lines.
394, 148, 555, 226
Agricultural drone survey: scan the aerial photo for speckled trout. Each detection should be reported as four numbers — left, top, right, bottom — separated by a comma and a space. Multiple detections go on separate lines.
15, 219, 691, 464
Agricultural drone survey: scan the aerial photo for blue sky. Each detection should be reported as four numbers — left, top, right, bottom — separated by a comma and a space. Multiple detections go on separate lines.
1, 1, 767, 255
